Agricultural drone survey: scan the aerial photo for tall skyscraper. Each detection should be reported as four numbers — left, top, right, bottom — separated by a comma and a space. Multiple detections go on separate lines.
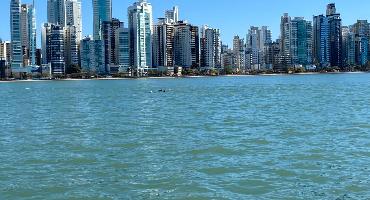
47, 0, 66, 27
165, 6, 179, 23
93, 0, 112, 40
20, 2, 36, 66
174, 21, 199, 68
128, 0, 153, 73
280, 14, 313, 69
280, 13, 292, 68
80, 36, 106, 74
233, 35, 245, 71
80, 36, 92, 72
326, 3, 336, 16
111, 19, 123, 67
265, 41, 281, 71
245, 26, 272, 70
28, 1, 36, 66
200, 26, 221, 69
246, 26, 262, 70
64, 25, 79, 70
117, 27, 129, 68
101, 18, 123, 73
50, 24, 65, 74
352, 20, 370, 66
313, 15, 330, 67
153, 18, 175, 67
260, 26, 273, 69
342, 26, 355, 67
313, 4, 343, 68
41, 23, 52, 65
10, 0, 23, 69
221, 45, 234, 69
326, 3, 342, 68
291, 17, 312, 65
260, 26, 272, 49
20, 4, 30, 59
66, 0, 82, 42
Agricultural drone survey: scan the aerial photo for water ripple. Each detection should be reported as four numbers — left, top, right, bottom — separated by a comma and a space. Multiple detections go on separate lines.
1, 74, 370, 199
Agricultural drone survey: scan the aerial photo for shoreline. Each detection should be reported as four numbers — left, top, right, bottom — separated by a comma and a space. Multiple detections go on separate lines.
0, 71, 369, 83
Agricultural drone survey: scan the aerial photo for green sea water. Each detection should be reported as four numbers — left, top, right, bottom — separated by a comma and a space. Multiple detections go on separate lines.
1, 74, 370, 199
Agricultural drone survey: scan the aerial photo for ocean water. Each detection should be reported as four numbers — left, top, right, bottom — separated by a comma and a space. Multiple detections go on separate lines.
1, 74, 370, 199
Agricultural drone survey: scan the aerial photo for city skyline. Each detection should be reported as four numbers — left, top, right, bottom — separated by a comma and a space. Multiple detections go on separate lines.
1, 0, 370, 46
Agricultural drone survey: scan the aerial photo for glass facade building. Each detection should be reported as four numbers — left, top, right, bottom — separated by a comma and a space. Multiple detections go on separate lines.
10, 0, 23, 69
93, 0, 112, 40
128, 0, 153, 70
50, 24, 65, 74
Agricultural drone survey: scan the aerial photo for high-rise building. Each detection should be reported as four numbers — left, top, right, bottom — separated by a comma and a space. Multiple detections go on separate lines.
80, 36, 105, 74
0, 40, 11, 65
233, 35, 245, 71
326, 3, 336, 16
265, 41, 281, 71
117, 27, 129, 68
352, 20, 370, 38
47, 0, 66, 27
128, 0, 153, 73
173, 21, 199, 68
101, 20, 113, 73
352, 20, 370, 66
261, 26, 273, 69
20, 2, 36, 66
41, 23, 52, 65
111, 19, 123, 68
313, 15, 330, 67
89, 39, 105, 74
66, 0, 82, 42
93, 0, 112, 40
80, 36, 93, 72
50, 24, 65, 75
200, 26, 221, 69
153, 18, 175, 67
327, 3, 342, 68
342, 26, 350, 66
221, 45, 234, 69
291, 17, 312, 65
64, 25, 79, 70
28, 1, 36, 66
46, 0, 81, 72
165, 6, 179, 23
280, 13, 292, 68
260, 26, 272, 48
246, 26, 262, 70
20, 4, 30, 63
101, 18, 123, 73
356, 37, 368, 66
245, 26, 272, 70
342, 29, 356, 67
312, 4, 342, 68
245, 26, 271, 70
280, 14, 313, 69
10, 0, 23, 69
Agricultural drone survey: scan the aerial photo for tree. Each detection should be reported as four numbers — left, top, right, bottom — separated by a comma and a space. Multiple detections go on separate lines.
224, 66, 233, 75
66, 64, 81, 75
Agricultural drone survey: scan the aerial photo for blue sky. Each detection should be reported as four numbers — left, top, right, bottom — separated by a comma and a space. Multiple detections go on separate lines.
1, 0, 370, 46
